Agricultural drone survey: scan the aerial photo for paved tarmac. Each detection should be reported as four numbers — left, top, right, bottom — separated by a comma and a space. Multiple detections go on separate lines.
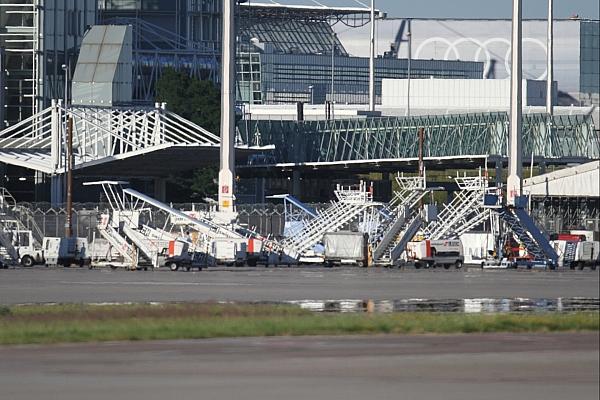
0, 266, 598, 304
0, 333, 597, 400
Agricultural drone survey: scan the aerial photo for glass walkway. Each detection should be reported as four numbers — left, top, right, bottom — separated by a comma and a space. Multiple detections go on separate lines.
238, 112, 599, 164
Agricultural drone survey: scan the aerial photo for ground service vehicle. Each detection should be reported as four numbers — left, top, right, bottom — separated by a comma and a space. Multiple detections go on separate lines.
13, 230, 44, 267
551, 235, 599, 270
406, 239, 464, 269
323, 231, 368, 267
210, 238, 248, 266
42, 237, 91, 267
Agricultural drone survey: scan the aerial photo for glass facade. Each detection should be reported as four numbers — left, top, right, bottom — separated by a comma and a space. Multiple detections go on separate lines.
0, 0, 96, 128
237, 52, 484, 105
580, 20, 599, 104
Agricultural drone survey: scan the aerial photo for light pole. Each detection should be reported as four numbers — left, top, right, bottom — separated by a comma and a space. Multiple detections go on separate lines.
308, 85, 314, 104
61, 63, 69, 110
368, 0, 375, 111
406, 19, 412, 117
61, 63, 70, 205
331, 31, 336, 119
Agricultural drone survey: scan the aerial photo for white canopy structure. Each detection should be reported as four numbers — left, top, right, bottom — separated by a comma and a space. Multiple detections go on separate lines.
523, 161, 600, 198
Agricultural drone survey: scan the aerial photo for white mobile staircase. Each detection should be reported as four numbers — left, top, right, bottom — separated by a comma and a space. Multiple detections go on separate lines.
280, 182, 376, 260
370, 176, 429, 265
96, 217, 138, 269
0, 187, 44, 264
423, 174, 491, 240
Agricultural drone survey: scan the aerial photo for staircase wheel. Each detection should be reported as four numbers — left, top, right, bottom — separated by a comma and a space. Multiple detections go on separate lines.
20, 255, 34, 268
169, 262, 179, 272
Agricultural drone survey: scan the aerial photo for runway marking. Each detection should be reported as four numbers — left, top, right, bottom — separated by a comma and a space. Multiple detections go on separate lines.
60, 281, 252, 287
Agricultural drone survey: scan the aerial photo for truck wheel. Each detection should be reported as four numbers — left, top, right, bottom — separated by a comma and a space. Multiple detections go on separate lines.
20, 255, 34, 268
414, 262, 422, 269
578, 262, 585, 270
169, 263, 178, 271
591, 264, 597, 271
443, 264, 450, 270
455, 260, 463, 269
185, 265, 191, 271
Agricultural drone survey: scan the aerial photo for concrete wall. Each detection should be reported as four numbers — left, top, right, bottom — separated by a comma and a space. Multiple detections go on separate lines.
381, 78, 558, 109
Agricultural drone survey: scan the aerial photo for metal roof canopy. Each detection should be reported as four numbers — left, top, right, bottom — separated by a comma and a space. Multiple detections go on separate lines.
239, 2, 380, 21
71, 145, 268, 178
523, 160, 600, 198
237, 155, 594, 178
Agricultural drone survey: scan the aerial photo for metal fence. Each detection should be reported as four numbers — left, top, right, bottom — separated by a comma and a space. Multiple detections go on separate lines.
18, 202, 294, 242
15, 197, 599, 244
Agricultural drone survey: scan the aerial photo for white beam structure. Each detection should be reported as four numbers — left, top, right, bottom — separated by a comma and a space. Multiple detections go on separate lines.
368, 0, 375, 112
507, 0, 523, 206
218, 0, 236, 219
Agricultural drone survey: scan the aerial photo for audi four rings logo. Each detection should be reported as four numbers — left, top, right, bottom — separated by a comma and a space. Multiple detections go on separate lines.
414, 37, 548, 80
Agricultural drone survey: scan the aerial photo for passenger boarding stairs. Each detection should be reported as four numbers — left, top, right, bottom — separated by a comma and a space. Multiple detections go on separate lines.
267, 194, 318, 237
96, 217, 137, 269
370, 176, 429, 265
0, 187, 44, 263
0, 224, 19, 263
280, 183, 376, 260
122, 223, 161, 268
498, 198, 558, 265
372, 207, 423, 265
424, 175, 490, 240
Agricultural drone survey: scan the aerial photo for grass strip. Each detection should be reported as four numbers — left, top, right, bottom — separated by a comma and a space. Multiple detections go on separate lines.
0, 304, 598, 345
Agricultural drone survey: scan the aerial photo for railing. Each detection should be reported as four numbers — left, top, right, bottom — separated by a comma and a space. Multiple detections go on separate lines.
0, 102, 221, 173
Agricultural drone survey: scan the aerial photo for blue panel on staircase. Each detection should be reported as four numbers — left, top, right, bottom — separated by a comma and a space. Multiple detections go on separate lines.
283, 195, 318, 218
373, 211, 407, 260
513, 207, 558, 263
390, 216, 422, 261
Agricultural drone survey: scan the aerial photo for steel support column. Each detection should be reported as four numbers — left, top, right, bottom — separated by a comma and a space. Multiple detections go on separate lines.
507, 0, 523, 205
218, 0, 236, 219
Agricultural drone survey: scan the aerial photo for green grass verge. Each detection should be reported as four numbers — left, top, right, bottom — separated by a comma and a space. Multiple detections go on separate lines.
0, 304, 598, 345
